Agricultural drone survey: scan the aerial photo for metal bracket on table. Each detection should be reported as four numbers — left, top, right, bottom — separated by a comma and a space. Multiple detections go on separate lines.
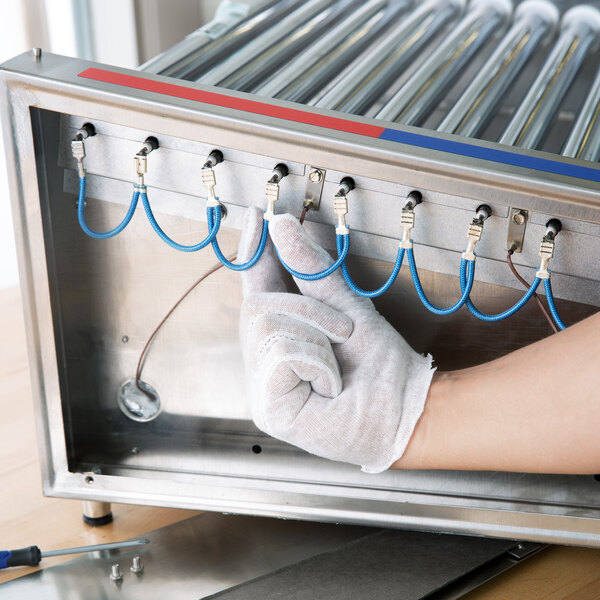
304, 166, 326, 212
506, 207, 529, 253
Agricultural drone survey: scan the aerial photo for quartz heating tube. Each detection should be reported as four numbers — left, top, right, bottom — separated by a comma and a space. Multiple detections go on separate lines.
156, 0, 305, 80
139, 0, 280, 75
438, 0, 558, 138
376, 0, 513, 126
255, 0, 410, 104
499, 5, 600, 149
198, 0, 339, 88
562, 66, 600, 162
314, 0, 464, 115
217, 0, 364, 92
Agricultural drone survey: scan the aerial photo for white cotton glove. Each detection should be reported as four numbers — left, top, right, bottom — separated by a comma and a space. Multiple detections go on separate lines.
237, 207, 436, 473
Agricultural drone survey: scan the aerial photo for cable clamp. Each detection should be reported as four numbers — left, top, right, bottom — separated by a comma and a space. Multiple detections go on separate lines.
334, 194, 349, 235
264, 181, 280, 221
134, 184, 147, 193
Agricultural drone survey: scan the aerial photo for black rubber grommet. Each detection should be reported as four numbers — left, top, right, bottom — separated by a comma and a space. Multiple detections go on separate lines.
83, 512, 114, 527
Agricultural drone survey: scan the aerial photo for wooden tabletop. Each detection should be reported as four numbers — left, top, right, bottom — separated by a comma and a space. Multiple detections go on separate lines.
1, 284, 599, 596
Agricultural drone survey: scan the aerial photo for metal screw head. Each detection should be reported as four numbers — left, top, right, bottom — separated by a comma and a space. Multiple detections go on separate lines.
512, 211, 526, 226
121, 335, 129, 343
109, 564, 123, 581
130, 555, 144, 574
308, 169, 323, 183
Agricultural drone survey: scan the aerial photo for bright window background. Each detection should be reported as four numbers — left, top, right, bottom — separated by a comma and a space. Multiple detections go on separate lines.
0, 0, 230, 289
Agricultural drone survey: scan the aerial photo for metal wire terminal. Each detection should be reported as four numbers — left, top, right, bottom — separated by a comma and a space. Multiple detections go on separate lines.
201, 150, 224, 207
333, 178, 354, 235
400, 191, 422, 249
71, 123, 95, 178
134, 137, 158, 188
462, 205, 491, 261
536, 219, 562, 279
264, 164, 289, 221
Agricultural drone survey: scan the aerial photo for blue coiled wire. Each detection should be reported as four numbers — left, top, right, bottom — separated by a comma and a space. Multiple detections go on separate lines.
276, 233, 350, 281
407, 248, 475, 316
543, 278, 566, 330
139, 188, 220, 252
207, 206, 268, 271
77, 176, 138, 239
459, 260, 540, 321
339, 237, 405, 298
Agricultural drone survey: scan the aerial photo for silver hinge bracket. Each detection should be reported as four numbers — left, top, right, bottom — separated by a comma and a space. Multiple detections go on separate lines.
304, 166, 326, 211
506, 208, 529, 253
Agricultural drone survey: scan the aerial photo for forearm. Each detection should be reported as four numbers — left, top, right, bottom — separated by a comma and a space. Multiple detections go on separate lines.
394, 312, 600, 473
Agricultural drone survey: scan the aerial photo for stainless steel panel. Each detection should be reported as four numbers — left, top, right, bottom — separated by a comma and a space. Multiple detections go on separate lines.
1, 52, 600, 549
0, 514, 529, 599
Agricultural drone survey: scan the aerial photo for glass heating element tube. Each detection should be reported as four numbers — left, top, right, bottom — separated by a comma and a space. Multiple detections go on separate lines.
218, 0, 364, 92
498, 5, 600, 150
158, 0, 305, 80
254, 0, 406, 102
562, 66, 600, 162
314, 0, 464, 115
198, 0, 338, 87
138, 0, 281, 75
438, 0, 558, 138
376, 0, 513, 126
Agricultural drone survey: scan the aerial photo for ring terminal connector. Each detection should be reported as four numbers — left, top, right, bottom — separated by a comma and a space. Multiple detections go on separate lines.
334, 177, 354, 235
202, 149, 224, 208
462, 204, 492, 261
537, 219, 562, 279
264, 163, 289, 221
134, 137, 159, 190
400, 191, 422, 249
71, 123, 96, 179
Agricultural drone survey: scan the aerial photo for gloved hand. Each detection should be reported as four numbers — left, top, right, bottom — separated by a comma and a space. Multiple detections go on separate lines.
237, 207, 436, 473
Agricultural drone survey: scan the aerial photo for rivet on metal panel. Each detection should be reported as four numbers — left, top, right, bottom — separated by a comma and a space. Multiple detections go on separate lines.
32, 47, 42, 61
109, 564, 123, 581
130, 555, 144, 574
506, 208, 529, 253
304, 167, 326, 211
